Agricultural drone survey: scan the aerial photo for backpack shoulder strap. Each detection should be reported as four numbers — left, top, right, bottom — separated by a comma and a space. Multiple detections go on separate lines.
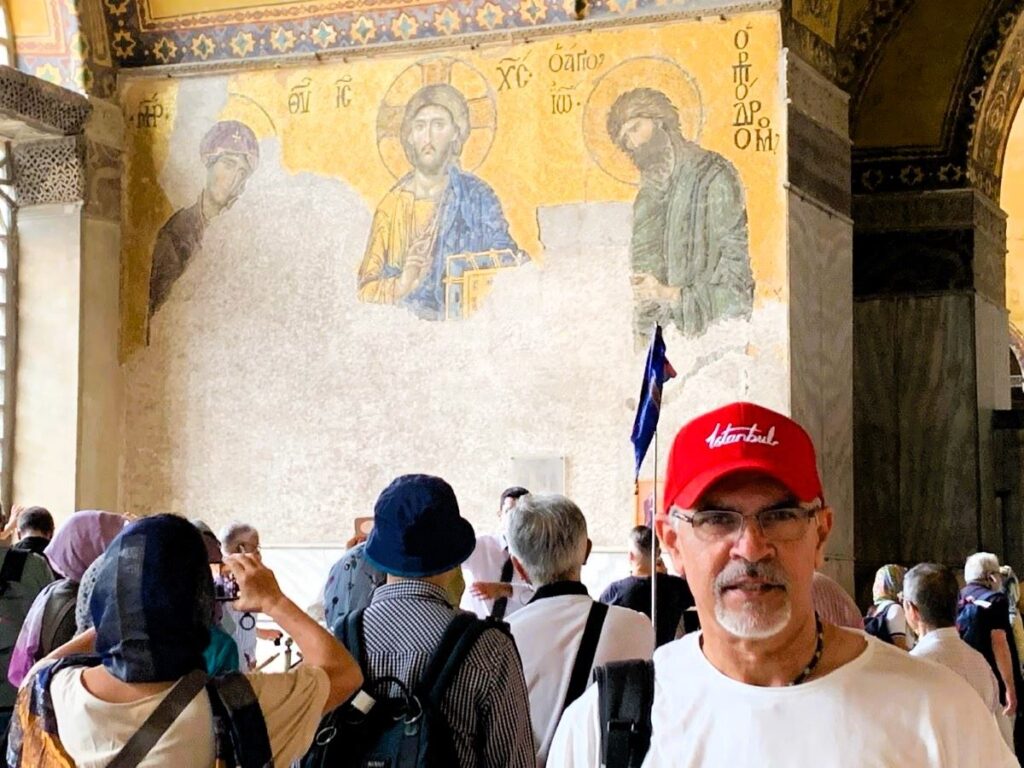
334, 607, 366, 666
562, 602, 609, 714
0, 548, 28, 591
420, 613, 489, 705
596, 659, 655, 768
106, 670, 209, 768
490, 557, 516, 620
40, 583, 78, 655
208, 671, 273, 768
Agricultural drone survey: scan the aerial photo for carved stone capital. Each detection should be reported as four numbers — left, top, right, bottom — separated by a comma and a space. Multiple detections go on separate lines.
13, 136, 86, 206
787, 52, 850, 137
854, 189, 1005, 234
0, 66, 91, 137
853, 189, 1007, 305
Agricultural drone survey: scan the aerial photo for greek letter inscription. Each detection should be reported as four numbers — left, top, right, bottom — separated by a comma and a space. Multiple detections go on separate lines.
547, 43, 604, 73
731, 28, 778, 152
136, 94, 165, 129
335, 76, 353, 109
497, 56, 533, 92
289, 77, 312, 115
550, 84, 580, 115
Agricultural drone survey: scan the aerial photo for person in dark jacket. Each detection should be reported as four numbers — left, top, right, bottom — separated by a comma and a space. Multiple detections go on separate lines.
599, 525, 695, 646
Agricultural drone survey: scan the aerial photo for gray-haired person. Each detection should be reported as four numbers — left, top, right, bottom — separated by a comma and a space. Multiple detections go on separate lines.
961, 552, 1024, 753
506, 494, 654, 767
218, 522, 281, 669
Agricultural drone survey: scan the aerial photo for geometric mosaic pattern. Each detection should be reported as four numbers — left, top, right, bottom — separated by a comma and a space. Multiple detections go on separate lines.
15, 0, 775, 92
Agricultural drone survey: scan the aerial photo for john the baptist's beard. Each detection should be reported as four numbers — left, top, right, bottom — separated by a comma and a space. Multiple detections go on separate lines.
628, 126, 675, 187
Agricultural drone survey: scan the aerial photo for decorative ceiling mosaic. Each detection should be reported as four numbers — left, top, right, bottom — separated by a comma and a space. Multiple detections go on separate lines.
9, 0, 777, 97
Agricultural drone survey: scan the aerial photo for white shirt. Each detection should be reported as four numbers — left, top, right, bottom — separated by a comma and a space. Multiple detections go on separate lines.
547, 632, 1017, 767
460, 533, 534, 618
507, 587, 655, 766
911, 626, 1001, 715
871, 601, 916, 649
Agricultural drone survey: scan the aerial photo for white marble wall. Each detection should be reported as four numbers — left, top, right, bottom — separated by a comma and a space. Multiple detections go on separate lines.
785, 53, 855, 591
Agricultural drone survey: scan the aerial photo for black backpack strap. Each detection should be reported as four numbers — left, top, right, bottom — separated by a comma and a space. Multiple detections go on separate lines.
420, 613, 491, 705
40, 582, 78, 657
333, 607, 366, 666
596, 659, 655, 768
562, 602, 608, 714
490, 556, 516, 620
106, 669, 209, 768
0, 548, 27, 596
208, 672, 273, 768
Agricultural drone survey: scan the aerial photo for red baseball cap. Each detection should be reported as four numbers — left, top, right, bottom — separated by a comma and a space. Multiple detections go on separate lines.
662, 402, 823, 512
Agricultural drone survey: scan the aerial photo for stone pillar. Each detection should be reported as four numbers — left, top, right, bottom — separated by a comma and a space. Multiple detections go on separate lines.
0, 67, 123, 516
852, 189, 1010, 597
79, 98, 124, 511
785, 53, 856, 592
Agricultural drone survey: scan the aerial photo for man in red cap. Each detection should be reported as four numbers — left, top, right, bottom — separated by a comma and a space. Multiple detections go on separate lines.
547, 402, 1015, 767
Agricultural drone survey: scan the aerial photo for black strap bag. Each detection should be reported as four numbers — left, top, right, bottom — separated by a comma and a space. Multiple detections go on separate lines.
304, 609, 494, 768
595, 659, 655, 768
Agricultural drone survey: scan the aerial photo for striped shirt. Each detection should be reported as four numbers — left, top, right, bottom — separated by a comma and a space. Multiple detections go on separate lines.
361, 580, 535, 768
812, 571, 865, 630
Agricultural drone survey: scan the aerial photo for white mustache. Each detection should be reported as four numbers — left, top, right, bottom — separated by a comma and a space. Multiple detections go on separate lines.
714, 560, 789, 594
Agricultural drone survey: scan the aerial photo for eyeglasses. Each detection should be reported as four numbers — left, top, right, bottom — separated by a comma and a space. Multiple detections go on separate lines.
669, 505, 820, 543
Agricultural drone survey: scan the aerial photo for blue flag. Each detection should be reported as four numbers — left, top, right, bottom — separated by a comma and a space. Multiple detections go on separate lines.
631, 325, 676, 479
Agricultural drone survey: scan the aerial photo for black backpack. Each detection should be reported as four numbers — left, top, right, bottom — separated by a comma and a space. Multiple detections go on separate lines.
863, 601, 895, 644
302, 609, 493, 768
595, 659, 655, 768
957, 595, 993, 651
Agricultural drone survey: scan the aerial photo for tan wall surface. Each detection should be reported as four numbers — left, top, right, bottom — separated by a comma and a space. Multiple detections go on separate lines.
77, 216, 122, 511
119, 13, 794, 545
13, 204, 81, 516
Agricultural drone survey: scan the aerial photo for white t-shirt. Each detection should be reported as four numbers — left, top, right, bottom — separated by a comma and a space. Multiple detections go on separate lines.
49, 665, 329, 768
547, 632, 1017, 767
460, 533, 534, 618
507, 591, 655, 766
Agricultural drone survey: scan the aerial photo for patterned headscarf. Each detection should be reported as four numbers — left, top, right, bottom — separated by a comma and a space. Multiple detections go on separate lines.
44, 510, 128, 581
872, 564, 906, 606
91, 515, 214, 683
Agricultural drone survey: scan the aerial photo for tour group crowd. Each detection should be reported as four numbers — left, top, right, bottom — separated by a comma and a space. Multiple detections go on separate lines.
0, 401, 1020, 766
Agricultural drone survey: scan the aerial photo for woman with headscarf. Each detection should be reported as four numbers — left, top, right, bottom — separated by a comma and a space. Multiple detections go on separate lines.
7, 510, 127, 686
866, 564, 913, 650
8, 514, 361, 767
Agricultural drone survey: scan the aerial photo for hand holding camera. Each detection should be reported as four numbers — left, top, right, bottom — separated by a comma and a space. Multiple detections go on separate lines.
222, 553, 286, 616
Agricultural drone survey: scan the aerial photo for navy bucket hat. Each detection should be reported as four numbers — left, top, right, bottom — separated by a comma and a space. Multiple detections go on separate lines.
364, 474, 476, 578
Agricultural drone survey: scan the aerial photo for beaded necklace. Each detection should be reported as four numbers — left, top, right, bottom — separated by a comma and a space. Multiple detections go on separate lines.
789, 613, 825, 686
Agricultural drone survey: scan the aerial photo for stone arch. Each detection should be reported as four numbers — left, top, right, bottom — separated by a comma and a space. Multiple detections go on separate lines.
969, 6, 1024, 200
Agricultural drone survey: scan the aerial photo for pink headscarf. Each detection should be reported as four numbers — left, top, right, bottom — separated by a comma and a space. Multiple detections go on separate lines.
9, 510, 128, 686
44, 510, 128, 581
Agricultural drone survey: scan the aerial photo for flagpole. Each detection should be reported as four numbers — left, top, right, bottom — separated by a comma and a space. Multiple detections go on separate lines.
651, 429, 658, 635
